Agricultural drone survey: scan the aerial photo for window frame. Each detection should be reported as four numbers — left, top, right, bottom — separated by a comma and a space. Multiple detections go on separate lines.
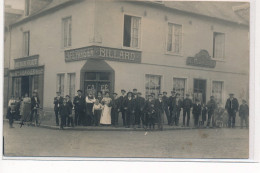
213, 32, 226, 60
56, 73, 65, 96
172, 77, 187, 100
144, 74, 162, 99
62, 16, 72, 48
211, 80, 225, 106
122, 13, 142, 50
67, 73, 76, 99
165, 22, 183, 56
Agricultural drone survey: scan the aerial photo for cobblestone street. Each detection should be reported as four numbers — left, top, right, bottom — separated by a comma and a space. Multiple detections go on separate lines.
3, 122, 249, 158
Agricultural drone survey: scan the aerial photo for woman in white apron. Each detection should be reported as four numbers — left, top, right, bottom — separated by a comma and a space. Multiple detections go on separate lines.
100, 92, 112, 125
20, 93, 31, 122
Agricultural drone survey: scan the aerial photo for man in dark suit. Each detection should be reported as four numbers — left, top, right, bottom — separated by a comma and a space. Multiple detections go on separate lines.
182, 94, 193, 127
207, 96, 217, 127
172, 93, 182, 126
192, 99, 202, 127
73, 90, 85, 126
135, 92, 146, 128
111, 93, 120, 127
162, 91, 170, 125
123, 92, 136, 128
118, 89, 127, 126
168, 91, 176, 125
155, 93, 164, 131
53, 91, 63, 126
225, 93, 239, 128
30, 91, 40, 126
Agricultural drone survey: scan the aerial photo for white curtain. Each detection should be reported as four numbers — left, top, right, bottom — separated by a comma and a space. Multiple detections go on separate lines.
173, 78, 185, 99
131, 16, 141, 48
214, 33, 225, 59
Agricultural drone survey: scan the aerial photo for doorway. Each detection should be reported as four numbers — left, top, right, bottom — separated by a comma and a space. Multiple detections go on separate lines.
193, 79, 207, 104
21, 76, 30, 97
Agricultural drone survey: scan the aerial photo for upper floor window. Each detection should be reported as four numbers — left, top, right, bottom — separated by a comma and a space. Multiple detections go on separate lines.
123, 15, 141, 49
167, 23, 182, 54
213, 32, 225, 59
62, 17, 72, 48
25, 0, 30, 16
23, 31, 30, 57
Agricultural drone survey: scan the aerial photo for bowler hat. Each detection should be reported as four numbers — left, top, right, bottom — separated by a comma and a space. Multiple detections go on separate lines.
121, 89, 126, 92
158, 93, 162, 96
163, 91, 167, 94
176, 93, 180, 96
113, 93, 118, 95
133, 88, 137, 91
127, 91, 133, 96
77, 90, 82, 93
66, 95, 70, 98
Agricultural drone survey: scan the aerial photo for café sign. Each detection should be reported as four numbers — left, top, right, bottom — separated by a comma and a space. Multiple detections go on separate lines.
10, 66, 44, 77
186, 50, 216, 68
14, 55, 39, 69
65, 46, 142, 63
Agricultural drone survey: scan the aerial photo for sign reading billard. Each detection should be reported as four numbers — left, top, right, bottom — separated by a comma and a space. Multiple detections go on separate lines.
65, 46, 141, 63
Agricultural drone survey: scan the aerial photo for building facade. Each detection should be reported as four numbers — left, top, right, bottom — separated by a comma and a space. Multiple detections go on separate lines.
6, 0, 249, 111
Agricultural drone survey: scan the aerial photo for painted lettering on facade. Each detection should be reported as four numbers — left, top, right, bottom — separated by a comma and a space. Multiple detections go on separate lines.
10, 66, 44, 77
14, 55, 39, 69
186, 50, 216, 68
65, 46, 141, 63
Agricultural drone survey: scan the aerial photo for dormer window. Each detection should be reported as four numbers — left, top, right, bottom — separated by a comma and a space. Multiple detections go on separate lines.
25, 0, 30, 16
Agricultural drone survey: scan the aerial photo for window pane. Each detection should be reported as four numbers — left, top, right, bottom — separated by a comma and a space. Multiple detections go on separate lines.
167, 23, 182, 54
173, 78, 186, 100
99, 72, 110, 81
56, 74, 65, 96
212, 81, 223, 105
62, 17, 72, 47
123, 15, 131, 47
68, 73, 75, 98
213, 32, 225, 59
145, 74, 161, 99
85, 72, 96, 80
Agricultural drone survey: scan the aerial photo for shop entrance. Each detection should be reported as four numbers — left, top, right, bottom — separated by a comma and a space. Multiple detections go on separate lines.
21, 76, 30, 97
193, 79, 207, 104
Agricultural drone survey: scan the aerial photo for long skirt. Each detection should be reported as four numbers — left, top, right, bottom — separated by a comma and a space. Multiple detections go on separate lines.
100, 105, 111, 125
21, 102, 31, 122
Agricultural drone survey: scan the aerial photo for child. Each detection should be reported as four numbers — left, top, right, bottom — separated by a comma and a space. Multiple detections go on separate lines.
59, 99, 70, 130
7, 103, 17, 128
201, 103, 207, 126
144, 95, 156, 130
239, 99, 249, 129
92, 99, 103, 126
192, 99, 201, 127
65, 95, 74, 127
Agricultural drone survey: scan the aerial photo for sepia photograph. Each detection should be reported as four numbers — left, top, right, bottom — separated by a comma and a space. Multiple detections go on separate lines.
2, 0, 250, 159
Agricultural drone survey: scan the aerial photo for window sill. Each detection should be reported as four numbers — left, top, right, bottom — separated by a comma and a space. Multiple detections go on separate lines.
211, 58, 226, 62
61, 46, 72, 51
122, 46, 142, 52
165, 52, 183, 57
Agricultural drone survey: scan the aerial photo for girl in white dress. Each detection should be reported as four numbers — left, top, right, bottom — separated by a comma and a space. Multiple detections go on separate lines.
100, 92, 112, 125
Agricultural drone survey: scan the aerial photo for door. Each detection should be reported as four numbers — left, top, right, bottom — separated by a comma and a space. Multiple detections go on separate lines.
21, 76, 30, 97
193, 79, 207, 104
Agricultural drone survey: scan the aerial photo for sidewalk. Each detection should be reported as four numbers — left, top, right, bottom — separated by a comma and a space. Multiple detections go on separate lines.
3, 119, 202, 131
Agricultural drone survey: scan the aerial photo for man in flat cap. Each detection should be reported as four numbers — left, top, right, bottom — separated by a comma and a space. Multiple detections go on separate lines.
206, 96, 217, 127
162, 91, 170, 125
53, 91, 64, 126
73, 90, 85, 126
225, 93, 239, 128
168, 91, 176, 125
118, 89, 127, 126
111, 92, 120, 127
182, 93, 193, 127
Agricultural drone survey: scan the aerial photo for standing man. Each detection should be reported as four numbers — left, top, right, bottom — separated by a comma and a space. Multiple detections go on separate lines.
111, 92, 120, 127
85, 92, 96, 126
239, 99, 249, 129
73, 90, 85, 126
123, 92, 136, 128
168, 91, 176, 125
53, 91, 63, 126
225, 93, 239, 128
155, 93, 164, 131
133, 88, 138, 97
192, 99, 202, 127
172, 93, 182, 126
30, 91, 40, 126
182, 94, 193, 127
162, 92, 170, 125
136, 92, 146, 128
118, 89, 127, 126
207, 96, 217, 127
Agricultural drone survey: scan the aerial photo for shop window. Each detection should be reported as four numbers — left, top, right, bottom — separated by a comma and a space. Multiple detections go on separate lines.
167, 23, 182, 54
123, 15, 141, 49
56, 74, 65, 96
68, 73, 76, 99
62, 16, 72, 48
145, 74, 161, 99
213, 32, 225, 59
23, 31, 30, 57
12, 77, 21, 98
212, 81, 223, 105
173, 78, 186, 100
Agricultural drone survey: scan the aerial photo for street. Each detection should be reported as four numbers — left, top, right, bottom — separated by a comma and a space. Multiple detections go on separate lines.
3, 122, 249, 158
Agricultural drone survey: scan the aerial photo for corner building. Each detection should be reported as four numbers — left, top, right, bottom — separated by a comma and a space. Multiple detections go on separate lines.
7, 0, 249, 112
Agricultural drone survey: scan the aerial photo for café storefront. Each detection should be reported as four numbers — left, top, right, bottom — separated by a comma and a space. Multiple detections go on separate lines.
9, 55, 44, 105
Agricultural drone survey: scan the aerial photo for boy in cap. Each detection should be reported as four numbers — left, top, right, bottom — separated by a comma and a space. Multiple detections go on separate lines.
118, 89, 127, 126
54, 91, 63, 126
225, 93, 239, 128
144, 94, 156, 130
239, 99, 249, 129
111, 92, 120, 127
59, 99, 70, 130
182, 94, 193, 127
73, 90, 85, 126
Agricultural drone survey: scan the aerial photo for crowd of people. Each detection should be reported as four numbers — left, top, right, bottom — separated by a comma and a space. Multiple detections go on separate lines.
6, 88, 249, 130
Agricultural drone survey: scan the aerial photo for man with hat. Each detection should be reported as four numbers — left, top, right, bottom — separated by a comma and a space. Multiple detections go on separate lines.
111, 92, 120, 127
168, 91, 176, 125
123, 91, 136, 128
155, 93, 164, 130
192, 98, 202, 127
73, 90, 85, 126
182, 93, 193, 127
207, 96, 217, 127
135, 92, 146, 128
172, 93, 183, 126
162, 91, 170, 125
239, 99, 249, 129
30, 90, 40, 126
225, 93, 239, 128
133, 88, 138, 98
150, 93, 156, 100
118, 89, 127, 126
53, 91, 63, 126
